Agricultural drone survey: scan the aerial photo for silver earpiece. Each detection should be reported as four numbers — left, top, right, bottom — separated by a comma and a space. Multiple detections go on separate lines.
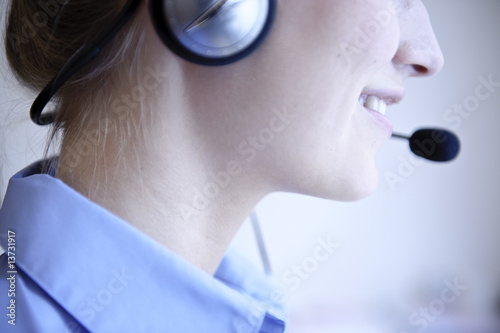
149, 0, 277, 65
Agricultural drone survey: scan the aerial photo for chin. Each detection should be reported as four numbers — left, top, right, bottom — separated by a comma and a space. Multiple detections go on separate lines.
281, 147, 382, 202
312, 162, 381, 203
339, 173, 380, 202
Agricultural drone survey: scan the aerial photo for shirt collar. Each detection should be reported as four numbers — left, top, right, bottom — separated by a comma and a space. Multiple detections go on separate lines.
0, 160, 287, 332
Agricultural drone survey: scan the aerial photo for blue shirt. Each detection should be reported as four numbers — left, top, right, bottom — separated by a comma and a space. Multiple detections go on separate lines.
0, 161, 287, 332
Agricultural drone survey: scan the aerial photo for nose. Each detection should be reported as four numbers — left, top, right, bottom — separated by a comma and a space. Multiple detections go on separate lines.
392, 2, 445, 77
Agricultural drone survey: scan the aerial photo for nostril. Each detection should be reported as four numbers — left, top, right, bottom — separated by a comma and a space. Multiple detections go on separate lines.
413, 64, 429, 75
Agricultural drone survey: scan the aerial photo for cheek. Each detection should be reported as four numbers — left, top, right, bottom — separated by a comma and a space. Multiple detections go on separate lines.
321, 0, 402, 73
242, 0, 400, 199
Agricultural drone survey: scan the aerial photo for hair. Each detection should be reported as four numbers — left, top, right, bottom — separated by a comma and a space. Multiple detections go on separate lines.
4, 0, 145, 138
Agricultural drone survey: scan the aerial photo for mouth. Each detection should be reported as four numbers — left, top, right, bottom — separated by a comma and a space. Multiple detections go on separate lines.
358, 89, 405, 134
358, 95, 387, 115
358, 89, 405, 116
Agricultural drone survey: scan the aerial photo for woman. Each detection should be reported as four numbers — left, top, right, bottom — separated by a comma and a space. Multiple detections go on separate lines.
0, 0, 444, 332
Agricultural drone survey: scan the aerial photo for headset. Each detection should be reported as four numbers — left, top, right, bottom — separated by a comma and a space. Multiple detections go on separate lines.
30, 0, 277, 125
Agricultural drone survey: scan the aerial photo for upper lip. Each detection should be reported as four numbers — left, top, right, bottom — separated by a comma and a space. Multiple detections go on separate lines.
360, 88, 406, 106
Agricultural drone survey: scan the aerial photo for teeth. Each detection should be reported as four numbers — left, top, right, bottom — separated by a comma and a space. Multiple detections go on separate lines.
365, 96, 379, 111
359, 95, 387, 115
358, 95, 366, 105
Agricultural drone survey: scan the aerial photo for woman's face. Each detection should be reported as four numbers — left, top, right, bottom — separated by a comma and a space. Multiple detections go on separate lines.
179, 0, 444, 201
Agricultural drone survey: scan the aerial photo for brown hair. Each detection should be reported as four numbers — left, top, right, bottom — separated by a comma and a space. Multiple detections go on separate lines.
4, 0, 145, 131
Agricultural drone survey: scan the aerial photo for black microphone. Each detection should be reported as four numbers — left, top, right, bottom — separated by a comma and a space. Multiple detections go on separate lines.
392, 128, 461, 162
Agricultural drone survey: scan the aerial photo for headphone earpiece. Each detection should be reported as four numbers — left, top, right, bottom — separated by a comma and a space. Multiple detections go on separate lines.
149, 0, 277, 66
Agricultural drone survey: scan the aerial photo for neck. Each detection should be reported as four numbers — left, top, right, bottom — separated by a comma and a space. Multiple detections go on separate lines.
56, 90, 269, 276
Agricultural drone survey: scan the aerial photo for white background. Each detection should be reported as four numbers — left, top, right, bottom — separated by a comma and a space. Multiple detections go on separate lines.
1, 1, 500, 332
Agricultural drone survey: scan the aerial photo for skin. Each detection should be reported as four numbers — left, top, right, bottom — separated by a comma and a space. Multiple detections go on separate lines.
57, 0, 444, 274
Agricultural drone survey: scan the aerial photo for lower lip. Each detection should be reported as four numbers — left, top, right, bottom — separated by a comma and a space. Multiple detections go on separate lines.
363, 106, 393, 136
